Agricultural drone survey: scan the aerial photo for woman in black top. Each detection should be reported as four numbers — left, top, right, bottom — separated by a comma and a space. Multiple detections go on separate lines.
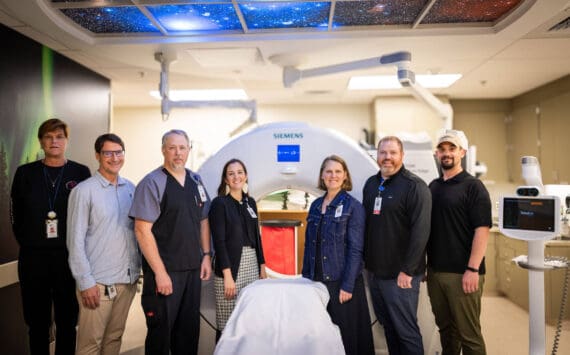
209, 158, 266, 339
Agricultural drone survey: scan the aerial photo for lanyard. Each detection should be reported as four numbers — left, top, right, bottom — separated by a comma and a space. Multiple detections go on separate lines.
377, 177, 386, 197
43, 164, 65, 213
243, 196, 257, 218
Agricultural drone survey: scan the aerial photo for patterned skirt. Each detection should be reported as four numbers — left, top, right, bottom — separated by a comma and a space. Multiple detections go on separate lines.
214, 247, 259, 331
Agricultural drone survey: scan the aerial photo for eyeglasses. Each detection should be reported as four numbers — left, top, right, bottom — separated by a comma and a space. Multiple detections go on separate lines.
101, 150, 125, 158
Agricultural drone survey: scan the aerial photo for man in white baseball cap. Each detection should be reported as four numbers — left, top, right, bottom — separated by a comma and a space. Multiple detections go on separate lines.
437, 129, 468, 151
427, 129, 491, 355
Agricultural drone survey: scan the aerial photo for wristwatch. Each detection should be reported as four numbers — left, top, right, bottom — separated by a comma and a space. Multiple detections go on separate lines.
466, 266, 479, 272
203, 251, 214, 257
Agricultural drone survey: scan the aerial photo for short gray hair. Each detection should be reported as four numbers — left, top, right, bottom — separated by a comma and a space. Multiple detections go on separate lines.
161, 129, 190, 147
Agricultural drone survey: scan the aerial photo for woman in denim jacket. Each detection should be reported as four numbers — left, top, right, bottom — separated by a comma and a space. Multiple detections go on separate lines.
302, 155, 374, 355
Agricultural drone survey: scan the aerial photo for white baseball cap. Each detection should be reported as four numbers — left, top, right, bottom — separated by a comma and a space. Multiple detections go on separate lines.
437, 129, 468, 150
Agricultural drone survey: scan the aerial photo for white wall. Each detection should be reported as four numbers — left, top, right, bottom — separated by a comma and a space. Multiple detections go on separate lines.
113, 103, 371, 183
373, 96, 450, 145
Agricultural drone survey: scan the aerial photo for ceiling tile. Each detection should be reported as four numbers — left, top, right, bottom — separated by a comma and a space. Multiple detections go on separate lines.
146, 4, 242, 33
333, 0, 428, 27
238, 2, 331, 30
60, 6, 160, 33
422, 0, 523, 24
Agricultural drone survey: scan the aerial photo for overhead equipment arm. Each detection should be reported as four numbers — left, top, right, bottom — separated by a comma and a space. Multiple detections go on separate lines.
282, 51, 452, 125
155, 52, 257, 122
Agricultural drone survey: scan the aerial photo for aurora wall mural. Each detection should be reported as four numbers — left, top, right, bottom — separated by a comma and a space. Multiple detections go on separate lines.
0, 23, 110, 354
0, 24, 110, 264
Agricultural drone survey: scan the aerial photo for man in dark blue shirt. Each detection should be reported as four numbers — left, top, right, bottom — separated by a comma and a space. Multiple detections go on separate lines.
363, 136, 431, 355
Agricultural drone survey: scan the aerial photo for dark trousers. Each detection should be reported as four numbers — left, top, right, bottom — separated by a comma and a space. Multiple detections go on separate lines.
18, 248, 78, 355
427, 271, 486, 355
324, 275, 375, 355
369, 274, 423, 355
142, 269, 201, 355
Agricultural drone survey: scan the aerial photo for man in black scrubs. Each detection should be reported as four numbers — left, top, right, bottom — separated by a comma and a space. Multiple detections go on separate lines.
427, 130, 491, 355
11, 118, 91, 355
130, 129, 212, 355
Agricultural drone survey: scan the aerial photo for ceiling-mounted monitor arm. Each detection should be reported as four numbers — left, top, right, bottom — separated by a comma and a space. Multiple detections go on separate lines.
282, 51, 452, 125
400, 73, 453, 126
283, 52, 411, 87
155, 52, 257, 122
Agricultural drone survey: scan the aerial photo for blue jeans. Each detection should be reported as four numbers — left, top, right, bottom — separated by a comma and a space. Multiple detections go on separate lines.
369, 274, 424, 355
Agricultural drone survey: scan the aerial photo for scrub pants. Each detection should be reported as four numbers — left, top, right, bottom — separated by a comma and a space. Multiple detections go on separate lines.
142, 269, 201, 355
427, 270, 486, 355
369, 274, 424, 355
18, 248, 78, 355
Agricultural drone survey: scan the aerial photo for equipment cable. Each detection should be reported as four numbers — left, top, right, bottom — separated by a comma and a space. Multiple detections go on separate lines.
551, 264, 569, 355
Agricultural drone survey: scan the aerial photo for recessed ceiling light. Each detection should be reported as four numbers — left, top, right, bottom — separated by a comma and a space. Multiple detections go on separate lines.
348, 74, 462, 90
186, 48, 264, 68
417, 74, 463, 88
150, 89, 248, 101
348, 76, 401, 90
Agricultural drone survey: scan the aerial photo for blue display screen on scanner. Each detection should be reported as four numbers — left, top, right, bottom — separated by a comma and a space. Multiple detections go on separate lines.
277, 145, 300, 162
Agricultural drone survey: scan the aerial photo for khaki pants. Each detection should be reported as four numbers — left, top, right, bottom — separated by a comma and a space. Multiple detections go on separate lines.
76, 283, 137, 355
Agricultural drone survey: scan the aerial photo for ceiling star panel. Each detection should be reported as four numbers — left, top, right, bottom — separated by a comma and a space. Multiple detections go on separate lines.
49, 0, 529, 37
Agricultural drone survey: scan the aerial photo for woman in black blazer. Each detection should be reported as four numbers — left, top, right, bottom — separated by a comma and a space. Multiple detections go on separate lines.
209, 158, 266, 339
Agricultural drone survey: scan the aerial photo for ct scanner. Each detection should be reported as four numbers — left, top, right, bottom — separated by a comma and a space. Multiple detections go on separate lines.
197, 121, 378, 202
197, 121, 440, 355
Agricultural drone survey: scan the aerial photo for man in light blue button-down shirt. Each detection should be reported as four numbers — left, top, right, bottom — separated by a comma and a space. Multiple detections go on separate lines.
67, 133, 141, 355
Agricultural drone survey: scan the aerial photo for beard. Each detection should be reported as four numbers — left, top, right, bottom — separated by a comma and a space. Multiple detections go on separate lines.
381, 160, 395, 171
440, 157, 455, 170
169, 161, 185, 171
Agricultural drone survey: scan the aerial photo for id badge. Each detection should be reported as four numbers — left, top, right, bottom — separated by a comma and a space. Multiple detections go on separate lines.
335, 205, 343, 218
197, 185, 207, 202
246, 205, 257, 218
46, 219, 58, 239
107, 285, 117, 300
373, 197, 382, 215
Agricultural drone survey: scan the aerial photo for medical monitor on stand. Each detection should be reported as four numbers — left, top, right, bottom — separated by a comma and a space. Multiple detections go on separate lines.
499, 195, 560, 241
498, 155, 563, 355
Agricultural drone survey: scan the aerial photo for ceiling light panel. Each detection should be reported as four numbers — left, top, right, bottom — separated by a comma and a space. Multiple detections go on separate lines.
60, 7, 160, 33
421, 0, 523, 24
333, 0, 428, 27
52, 0, 129, 3
238, 2, 331, 30
50, 0, 530, 35
146, 4, 242, 33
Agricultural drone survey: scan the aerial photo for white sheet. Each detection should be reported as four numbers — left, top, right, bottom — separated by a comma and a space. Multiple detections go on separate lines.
214, 278, 346, 355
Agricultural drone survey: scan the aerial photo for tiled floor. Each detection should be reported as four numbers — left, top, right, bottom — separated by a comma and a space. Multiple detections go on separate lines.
481, 296, 570, 355
120, 292, 570, 355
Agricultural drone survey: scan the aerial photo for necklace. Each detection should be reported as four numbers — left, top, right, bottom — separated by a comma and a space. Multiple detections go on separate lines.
46, 169, 61, 188
43, 163, 66, 219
